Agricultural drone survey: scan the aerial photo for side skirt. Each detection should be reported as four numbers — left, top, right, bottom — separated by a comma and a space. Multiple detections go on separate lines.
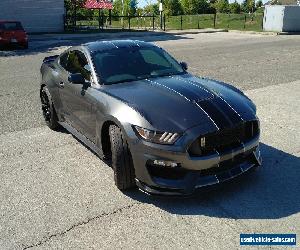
58, 121, 104, 159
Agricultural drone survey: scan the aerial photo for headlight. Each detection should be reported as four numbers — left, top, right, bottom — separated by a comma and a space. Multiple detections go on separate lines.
133, 126, 180, 145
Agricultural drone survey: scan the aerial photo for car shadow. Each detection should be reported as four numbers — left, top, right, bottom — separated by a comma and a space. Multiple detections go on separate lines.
0, 31, 192, 57
56, 125, 113, 167
124, 143, 300, 220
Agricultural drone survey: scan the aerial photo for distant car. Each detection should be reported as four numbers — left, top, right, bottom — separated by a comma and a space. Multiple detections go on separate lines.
40, 40, 262, 196
0, 20, 28, 49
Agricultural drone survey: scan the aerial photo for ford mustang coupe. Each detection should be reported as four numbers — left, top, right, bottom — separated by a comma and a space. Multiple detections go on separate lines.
40, 40, 261, 196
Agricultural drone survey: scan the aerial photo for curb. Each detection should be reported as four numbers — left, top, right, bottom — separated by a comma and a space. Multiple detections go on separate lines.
228, 30, 277, 36
164, 29, 228, 35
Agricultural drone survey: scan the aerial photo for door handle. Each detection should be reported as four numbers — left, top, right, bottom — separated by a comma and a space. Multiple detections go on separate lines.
59, 81, 64, 88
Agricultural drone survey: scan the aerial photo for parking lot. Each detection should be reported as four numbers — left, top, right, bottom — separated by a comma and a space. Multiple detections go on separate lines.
0, 32, 299, 249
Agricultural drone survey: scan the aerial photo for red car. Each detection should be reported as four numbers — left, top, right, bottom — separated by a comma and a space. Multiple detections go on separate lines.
0, 20, 28, 49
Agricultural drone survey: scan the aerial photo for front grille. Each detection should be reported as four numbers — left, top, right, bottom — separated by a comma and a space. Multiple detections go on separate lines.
188, 120, 259, 157
200, 150, 255, 176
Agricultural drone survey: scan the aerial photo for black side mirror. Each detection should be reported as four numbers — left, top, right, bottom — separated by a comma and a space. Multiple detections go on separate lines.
180, 61, 188, 71
68, 73, 85, 84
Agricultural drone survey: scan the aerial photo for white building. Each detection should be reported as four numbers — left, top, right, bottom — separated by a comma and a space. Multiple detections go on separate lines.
263, 5, 300, 32
0, 0, 65, 33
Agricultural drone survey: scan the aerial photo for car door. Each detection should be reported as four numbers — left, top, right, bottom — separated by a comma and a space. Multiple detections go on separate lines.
58, 49, 96, 141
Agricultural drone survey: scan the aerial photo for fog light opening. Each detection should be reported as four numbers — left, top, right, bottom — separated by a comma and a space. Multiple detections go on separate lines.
153, 160, 179, 168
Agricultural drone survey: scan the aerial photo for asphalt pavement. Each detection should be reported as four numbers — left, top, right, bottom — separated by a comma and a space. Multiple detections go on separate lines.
0, 32, 299, 249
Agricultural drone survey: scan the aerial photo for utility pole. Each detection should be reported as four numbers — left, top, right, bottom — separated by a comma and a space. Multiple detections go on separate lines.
159, 0, 163, 30
121, 0, 124, 28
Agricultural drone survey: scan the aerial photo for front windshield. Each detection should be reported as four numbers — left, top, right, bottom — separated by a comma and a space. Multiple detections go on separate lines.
92, 46, 185, 85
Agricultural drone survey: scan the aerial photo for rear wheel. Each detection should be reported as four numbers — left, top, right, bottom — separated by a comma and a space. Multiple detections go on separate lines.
40, 86, 59, 130
109, 125, 136, 190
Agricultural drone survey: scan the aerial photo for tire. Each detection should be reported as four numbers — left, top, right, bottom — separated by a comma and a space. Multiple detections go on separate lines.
40, 86, 59, 130
23, 43, 28, 49
109, 125, 136, 190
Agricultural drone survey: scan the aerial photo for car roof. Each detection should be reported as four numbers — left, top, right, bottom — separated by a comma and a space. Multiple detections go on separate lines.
83, 40, 156, 53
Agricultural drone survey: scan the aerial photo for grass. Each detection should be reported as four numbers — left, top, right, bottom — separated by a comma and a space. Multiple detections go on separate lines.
164, 13, 263, 32
66, 13, 264, 32
216, 13, 263, 31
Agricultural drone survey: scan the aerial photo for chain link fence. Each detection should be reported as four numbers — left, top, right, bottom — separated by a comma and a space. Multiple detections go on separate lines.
164, 13, 263, 31
65, 13, 264, 32
65, 14, 160, 31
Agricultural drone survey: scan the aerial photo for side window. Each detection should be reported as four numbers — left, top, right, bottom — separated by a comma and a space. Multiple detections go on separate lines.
139, 49, 170, 68
65, 50, 91, 81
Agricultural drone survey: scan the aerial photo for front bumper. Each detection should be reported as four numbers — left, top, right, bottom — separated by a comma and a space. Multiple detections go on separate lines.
128, 125, 261, 196
136, 149, 261, 196
0, 39, 27, 47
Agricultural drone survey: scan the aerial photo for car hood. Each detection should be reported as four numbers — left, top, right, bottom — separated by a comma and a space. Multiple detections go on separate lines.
101, 73, 257, 133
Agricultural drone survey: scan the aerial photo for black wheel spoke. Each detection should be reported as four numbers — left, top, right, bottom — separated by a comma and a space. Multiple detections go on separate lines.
40, 86, 59, 130
41, 90, 51, 121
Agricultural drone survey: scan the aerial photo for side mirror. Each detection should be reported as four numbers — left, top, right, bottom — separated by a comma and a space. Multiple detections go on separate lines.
68, 73, 85, 84
180, 61, 188, 71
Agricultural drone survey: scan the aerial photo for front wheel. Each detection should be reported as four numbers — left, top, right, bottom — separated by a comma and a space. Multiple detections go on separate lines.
109, 125, 136, 190
40, 86, 59, 130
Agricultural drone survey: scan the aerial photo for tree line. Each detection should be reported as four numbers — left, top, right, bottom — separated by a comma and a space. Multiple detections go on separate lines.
142, 0, 264, 16
64, 0, 264, 18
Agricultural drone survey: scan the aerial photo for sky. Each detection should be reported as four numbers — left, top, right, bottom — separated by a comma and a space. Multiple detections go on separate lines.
137, 0, 269, 8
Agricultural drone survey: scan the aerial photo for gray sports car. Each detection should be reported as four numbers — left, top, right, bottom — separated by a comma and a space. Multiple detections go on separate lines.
40, 40, 261, 196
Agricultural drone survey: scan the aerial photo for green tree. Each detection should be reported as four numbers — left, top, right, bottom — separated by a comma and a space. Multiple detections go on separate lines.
112, 0, 137, 16
129, 0, 138, 15
247, 0, 255, 13
164, 0, 184, 16
241, 0, 256, 13
214, 0, 230, 13
112, 0, 122, 15
229, 1, 241, 13
241, 0, 247, 12
143, 3, 159, 15
181, 0, 209, 14
64, 0, 96, 20
256, 0, 263, 8
207, 0, 217, 14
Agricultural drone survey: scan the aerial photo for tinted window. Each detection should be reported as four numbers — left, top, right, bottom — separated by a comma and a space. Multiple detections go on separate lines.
92, 46, 184, 85
65, 50, 91, 81
0, 22, 23, 31
139, 49, 170, 67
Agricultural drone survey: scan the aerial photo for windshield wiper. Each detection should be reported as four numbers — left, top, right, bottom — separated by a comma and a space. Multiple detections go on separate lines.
152, 71, 185, 78
106, 78, 137, 85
